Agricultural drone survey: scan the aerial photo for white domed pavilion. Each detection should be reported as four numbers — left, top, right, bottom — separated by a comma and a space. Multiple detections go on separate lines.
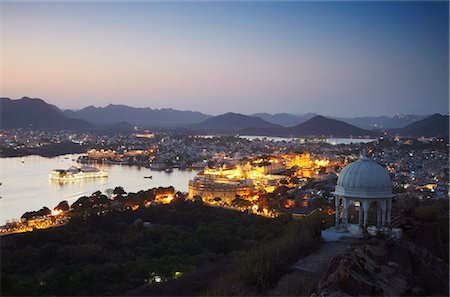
333, 150, 394, 232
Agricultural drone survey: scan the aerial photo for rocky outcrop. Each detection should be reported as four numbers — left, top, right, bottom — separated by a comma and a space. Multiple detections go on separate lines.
312, 238, 449, 296
392, 216, 445, 259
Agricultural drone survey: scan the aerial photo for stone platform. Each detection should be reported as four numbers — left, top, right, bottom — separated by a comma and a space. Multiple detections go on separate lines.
322, 224, 403, 241
321, 224, 363, 242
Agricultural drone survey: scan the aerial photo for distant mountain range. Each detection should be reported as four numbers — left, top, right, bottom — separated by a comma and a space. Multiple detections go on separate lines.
391, 114, 449, 138
63, 104, 210, 127
250, 112, 429, 129
1, 97, 447, 138
334, 114, 429, 130
241, 115, 377, 138
0, 97, 93, 130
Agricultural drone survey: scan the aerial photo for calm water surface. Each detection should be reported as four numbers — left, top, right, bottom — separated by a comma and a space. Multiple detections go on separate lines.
239, 135, 298, 142
0, 154, 198, 224
240, 135, 376, 144
326, 138, 376, 145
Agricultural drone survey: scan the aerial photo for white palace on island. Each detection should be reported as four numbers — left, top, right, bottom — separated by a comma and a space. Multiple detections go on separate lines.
322, 150, 402, 241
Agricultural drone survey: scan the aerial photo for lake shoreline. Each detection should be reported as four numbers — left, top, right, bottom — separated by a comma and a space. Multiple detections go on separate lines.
0, 154, 199, 224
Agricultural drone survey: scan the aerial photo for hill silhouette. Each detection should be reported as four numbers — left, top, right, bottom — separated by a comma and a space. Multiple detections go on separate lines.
192, 112, 283, 132
242, 115, 377, 137
0, 97, 92, 130
288, 115, 378, 137
391, 114, 449, 138
63, 104, 210, 127
251, 113, 317, 127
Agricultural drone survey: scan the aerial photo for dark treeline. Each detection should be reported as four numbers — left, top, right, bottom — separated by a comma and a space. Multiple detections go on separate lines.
129, 214, 325, 296
2, 200, 292, 296
206, 213, 323, 296
0, 142, 93, 158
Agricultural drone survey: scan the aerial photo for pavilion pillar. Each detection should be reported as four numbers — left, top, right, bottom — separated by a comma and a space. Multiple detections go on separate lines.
362, 200, 370, 227
335, 196, 340, 228
358, 201, 363, 227
386, 199, 392, 227
380, 200, 387, 227
342, 198, 349, 231
377, 202, 382, 228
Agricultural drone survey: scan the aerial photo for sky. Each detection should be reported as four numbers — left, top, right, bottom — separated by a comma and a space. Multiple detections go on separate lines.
1, 1, 448, 117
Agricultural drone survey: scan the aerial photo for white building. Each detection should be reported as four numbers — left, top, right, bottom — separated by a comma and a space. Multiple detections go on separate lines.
322, 151, 401, 241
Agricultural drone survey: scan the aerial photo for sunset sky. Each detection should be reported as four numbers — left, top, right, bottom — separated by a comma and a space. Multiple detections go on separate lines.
1, 1, 448, 116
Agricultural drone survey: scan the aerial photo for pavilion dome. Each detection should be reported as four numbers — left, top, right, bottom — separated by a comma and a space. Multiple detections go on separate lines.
334, 152, 394, 199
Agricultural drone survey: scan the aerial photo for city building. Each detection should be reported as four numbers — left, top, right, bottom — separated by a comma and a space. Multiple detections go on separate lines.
189, 175, 254, 203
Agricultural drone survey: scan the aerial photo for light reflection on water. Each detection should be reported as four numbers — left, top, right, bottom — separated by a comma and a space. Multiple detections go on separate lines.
326, 138, 376, 145
239, 135, 377, 144
0, 154, 198, 224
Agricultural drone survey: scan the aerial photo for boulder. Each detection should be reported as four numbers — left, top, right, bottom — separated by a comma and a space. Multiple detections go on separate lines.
312, 238, 448, 296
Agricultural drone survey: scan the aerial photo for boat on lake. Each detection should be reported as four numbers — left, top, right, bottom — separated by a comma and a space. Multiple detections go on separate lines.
49, 166, 108, 181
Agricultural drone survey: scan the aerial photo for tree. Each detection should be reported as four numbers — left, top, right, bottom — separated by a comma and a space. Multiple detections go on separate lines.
171, 192, 186, 205
274, 186, 289, 197
113, 187, 127, 198
97, 195, 109, 206
21, 206, 50, 220
105, 188, 114, 199
279, 179, 289, 185
21, 207, 52, 220
231, 196, 252, 209
290, 176, 299, 185
71, 196, 92, 212
303, 178, 315, 189
35, 207, 52, 217
54, 201, 70, 212
193, 196, 203, 203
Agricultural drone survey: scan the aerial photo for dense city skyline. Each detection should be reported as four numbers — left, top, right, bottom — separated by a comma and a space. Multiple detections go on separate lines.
1, 1, 448, 116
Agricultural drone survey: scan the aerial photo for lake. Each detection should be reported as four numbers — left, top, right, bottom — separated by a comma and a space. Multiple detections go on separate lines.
0, 154, 199, 224
325, 138, 377, 145
239, 135, 377, 144
239, 135, 298, 142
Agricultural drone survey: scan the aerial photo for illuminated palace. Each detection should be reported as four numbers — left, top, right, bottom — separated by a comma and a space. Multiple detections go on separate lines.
188, 162, 285, 203
189, 174, 254, 203
188, 152, 332, 204
285, 152, 333, 177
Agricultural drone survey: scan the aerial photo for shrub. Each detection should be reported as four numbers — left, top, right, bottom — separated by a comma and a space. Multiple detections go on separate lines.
207, 214, 323, 295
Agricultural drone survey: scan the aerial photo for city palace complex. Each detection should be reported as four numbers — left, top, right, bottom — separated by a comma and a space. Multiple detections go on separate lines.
188, 152, 332, 208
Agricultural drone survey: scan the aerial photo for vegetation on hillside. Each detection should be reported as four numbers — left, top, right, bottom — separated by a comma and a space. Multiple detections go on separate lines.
207, 213, 324, 295
2, 200, 291, 296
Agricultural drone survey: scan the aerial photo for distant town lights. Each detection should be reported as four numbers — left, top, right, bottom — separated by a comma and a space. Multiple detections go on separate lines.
51, 209, 63, 216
